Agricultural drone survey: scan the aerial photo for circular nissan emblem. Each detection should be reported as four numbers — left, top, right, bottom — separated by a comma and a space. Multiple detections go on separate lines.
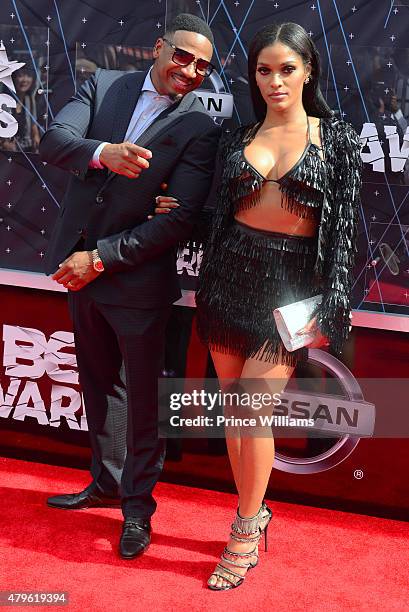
274, 349, 364, 474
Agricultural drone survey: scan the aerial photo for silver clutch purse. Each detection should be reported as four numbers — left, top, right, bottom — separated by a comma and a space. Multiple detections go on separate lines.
273, 294, 323, 352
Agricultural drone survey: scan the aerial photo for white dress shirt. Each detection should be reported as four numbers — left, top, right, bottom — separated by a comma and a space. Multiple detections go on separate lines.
90, 67, 173, 169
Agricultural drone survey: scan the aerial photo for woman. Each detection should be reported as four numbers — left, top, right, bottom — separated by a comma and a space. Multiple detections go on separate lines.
13, 68, 40, 152
155, 22, 362, 590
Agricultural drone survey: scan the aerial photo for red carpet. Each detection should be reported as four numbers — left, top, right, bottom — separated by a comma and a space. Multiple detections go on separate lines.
1, 457, 408, 611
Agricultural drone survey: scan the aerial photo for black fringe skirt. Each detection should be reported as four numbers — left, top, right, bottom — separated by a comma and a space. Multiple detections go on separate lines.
196, 220, 322, 366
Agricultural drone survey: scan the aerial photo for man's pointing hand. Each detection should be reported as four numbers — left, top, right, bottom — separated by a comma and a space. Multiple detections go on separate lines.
99, 142, 152, 178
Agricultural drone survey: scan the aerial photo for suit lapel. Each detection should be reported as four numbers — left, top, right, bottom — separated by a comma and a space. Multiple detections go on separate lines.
110, 71, 145, 144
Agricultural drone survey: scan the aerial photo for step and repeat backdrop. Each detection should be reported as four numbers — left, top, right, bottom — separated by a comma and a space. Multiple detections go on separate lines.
0, 0, 408, 320
0, 1, 408, 516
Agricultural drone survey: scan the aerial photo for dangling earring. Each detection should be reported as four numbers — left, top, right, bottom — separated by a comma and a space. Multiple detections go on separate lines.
304, 76, 310, 84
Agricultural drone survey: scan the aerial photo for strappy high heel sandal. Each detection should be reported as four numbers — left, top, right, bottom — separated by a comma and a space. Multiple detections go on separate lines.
207, 503, 273, 591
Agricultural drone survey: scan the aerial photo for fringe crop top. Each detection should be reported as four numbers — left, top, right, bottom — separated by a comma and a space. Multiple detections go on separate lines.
228, 115, 326, 221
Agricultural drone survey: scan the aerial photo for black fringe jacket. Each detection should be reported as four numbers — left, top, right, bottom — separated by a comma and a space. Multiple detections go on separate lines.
202, 115, 363, 356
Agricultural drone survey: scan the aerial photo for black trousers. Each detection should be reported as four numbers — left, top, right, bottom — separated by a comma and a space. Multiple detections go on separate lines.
68, 290, 171, 519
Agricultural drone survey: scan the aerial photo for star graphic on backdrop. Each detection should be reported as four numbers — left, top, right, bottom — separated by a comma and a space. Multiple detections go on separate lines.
0, 40, 25, 93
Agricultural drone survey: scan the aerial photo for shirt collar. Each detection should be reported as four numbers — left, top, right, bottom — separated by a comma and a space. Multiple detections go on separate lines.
142, 67, 173, 104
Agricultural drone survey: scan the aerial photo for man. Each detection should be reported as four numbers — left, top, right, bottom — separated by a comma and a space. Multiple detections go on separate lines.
40, 13, 220, 559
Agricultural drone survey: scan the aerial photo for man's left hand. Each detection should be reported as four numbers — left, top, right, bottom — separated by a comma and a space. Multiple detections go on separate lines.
52, 251, 101, 291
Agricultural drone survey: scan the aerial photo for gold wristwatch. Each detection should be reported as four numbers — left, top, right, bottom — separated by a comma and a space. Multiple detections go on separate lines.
91, 249, 104, 273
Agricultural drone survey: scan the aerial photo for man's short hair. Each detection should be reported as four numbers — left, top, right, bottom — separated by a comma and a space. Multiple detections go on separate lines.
165, 13, 214, 47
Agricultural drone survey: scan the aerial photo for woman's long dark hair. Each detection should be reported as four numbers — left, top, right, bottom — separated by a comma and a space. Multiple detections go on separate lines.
248, 22, 333, 121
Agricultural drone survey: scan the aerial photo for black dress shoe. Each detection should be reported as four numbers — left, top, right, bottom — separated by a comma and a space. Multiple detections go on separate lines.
119, 518, 151, 559
47, 485, 121, 510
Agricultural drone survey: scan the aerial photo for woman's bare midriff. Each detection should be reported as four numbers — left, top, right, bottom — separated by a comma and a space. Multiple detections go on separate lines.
234, 181, 318, 237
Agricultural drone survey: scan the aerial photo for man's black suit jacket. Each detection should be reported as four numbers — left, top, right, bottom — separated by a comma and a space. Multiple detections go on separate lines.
40, 69, 221, 307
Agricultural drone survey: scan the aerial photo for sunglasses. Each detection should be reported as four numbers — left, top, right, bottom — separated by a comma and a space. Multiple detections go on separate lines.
162, 38, 214, 77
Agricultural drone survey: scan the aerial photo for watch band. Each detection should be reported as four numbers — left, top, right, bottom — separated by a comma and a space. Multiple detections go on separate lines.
91, 249, 104, 272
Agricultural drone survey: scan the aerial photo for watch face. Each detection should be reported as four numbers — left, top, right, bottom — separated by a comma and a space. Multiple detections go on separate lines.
94, 260, 104, 272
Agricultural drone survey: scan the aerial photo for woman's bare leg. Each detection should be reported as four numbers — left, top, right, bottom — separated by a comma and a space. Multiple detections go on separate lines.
210, 348, 245, 493
208, 348, 294, 589
237, 359, 294, 518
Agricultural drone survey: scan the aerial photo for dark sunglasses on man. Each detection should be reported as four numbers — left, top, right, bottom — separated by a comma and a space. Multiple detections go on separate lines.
163, 38, 214, 77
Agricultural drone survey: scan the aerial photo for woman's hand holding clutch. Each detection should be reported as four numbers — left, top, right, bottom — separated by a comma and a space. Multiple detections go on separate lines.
296, 316, 329, 349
